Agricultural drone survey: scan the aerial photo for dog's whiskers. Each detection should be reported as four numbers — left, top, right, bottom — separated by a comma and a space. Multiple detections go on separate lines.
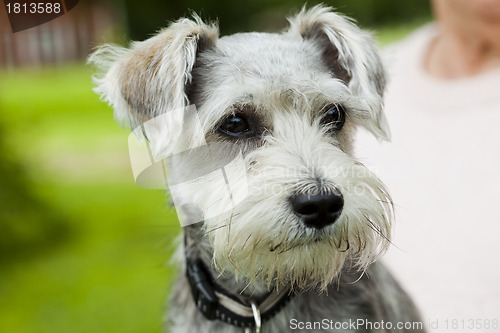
270, 227, 290, 252
362, 213, 392, 245
203, 223, 230, 236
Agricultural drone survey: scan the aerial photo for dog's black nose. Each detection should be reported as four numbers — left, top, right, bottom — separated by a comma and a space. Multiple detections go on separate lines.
290, 192, 344, 229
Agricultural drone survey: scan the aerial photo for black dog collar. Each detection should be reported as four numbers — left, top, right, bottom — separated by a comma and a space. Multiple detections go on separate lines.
185, 248, 293, 329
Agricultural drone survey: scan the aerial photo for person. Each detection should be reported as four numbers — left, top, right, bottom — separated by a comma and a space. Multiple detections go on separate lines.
356, 0, 500, 331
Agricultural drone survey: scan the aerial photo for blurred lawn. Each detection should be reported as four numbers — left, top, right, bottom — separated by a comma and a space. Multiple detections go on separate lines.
0, 22, 426, 333
374, 17, 429, 45
0, 65, 180, 333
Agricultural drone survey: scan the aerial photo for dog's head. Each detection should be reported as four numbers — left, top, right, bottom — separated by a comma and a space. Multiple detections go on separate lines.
90, 5, 393, 290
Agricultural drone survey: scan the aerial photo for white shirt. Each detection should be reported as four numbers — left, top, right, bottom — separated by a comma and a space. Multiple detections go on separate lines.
357, 24, 500, 332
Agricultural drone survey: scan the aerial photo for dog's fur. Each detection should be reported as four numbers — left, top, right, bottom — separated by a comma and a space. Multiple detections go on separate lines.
90, 5, 425, 332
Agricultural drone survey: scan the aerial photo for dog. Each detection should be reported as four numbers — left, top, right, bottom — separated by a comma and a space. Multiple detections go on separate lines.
89, 5, 425, 332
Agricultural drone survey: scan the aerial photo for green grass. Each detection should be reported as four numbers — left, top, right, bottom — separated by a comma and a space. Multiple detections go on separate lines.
0, 65, 180, 333
0, 22, 423, 333
374, 17, 430, 45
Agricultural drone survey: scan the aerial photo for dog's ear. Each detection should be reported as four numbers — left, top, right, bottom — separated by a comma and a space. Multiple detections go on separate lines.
287, 5, 390, 141
89, 16, 218, 129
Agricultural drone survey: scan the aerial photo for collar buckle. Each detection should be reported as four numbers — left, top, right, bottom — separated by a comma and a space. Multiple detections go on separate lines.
250, 302, 262, 333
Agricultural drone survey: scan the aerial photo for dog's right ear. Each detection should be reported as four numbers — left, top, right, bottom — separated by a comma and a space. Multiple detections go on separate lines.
89, 16, 218, 129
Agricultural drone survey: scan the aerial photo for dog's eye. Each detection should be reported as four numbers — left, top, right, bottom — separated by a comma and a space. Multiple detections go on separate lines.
218, 114, 253, 137
321, 104, 346, 131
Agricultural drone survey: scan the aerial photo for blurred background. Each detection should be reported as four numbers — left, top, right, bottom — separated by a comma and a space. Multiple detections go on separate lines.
0, 1, 431, 332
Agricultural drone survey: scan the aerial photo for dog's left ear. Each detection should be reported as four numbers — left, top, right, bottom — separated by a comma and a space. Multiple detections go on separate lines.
89, 15, 219, 129
287, 5, 390, 141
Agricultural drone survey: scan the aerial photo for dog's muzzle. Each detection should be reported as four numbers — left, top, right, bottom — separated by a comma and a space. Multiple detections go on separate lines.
290, 191, 344, 229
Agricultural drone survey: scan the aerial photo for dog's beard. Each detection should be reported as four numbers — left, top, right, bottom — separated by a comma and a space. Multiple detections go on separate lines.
201, 145, 393, 291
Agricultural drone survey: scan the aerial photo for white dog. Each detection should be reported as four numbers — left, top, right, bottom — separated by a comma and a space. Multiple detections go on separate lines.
90, 5, 425, 332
